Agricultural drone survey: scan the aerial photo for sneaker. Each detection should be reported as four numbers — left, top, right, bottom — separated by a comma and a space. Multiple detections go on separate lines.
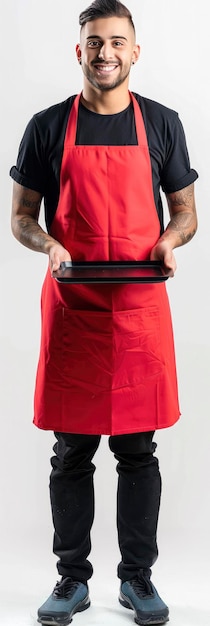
119, 571, 169, 625
37, 577, 90, 626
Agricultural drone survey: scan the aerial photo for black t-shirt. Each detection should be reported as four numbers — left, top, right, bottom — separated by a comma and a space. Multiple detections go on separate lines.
10, 92, 198, 233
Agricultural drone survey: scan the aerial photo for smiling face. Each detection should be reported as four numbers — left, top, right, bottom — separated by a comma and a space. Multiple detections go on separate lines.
76, 16, 140, 93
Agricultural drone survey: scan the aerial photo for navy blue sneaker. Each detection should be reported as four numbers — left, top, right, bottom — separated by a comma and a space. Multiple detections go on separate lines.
119, 572, 169, 625
37, 577, 90, 625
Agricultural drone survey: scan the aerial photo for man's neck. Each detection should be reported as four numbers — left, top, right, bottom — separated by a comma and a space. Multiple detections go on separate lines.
81, 83, 131, 115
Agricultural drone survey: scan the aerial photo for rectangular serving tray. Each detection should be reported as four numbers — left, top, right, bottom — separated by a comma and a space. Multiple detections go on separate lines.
52, 261, 170, 284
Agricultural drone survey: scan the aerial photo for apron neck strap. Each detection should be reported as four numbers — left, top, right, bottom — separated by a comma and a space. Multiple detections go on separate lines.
65, 91, 148, 147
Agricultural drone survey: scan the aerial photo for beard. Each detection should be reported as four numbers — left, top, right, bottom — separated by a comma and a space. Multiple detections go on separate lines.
82, 62, 131, 92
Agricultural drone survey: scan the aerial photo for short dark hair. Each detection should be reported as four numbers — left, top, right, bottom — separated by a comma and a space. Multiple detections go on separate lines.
79, 0, 135, 35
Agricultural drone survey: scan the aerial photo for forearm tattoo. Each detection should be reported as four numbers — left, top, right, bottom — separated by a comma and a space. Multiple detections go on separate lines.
13, 191, 53, 252
166, 185, 197, 245
17, 214, 52, 252
167, 212, 197, 244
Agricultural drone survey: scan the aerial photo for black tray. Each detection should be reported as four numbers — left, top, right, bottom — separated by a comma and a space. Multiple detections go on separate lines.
52, 261, 170, 284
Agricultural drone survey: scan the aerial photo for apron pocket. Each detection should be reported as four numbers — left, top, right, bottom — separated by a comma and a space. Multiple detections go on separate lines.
62, 308, 114, 391
47, 306, 164, 394
112, 306, 163, 389
60, 306, 163, 392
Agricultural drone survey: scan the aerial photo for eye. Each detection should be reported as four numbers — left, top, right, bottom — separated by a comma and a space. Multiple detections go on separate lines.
113, 41, 124, 47
87, 41, 101, 47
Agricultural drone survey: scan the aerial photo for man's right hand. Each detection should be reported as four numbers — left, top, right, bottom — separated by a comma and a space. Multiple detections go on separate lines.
48, 243, 71, 274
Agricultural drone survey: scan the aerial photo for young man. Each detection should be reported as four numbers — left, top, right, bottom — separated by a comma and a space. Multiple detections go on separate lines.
10, 1, 198, 625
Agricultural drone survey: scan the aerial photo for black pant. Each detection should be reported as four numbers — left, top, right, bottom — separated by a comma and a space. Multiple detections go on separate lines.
50, 431, 161, 583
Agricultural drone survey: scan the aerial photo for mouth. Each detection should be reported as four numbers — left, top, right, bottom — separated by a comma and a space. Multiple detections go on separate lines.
92, 63, 119, 76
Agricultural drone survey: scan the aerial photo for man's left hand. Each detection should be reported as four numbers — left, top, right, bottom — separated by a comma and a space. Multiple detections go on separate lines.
150, 240, 177, 277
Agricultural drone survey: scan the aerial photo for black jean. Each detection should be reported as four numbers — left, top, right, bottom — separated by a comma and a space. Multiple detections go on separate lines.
50, 431, 161, 583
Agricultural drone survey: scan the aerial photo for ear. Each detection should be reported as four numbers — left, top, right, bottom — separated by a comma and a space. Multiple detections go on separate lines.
76, 43, 82, 63
132, 44, 141, 65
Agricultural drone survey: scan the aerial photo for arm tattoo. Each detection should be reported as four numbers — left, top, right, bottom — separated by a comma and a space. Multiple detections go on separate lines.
167, 213, 197, 244
166, 184, 197, 245
168, 186, 194, 209
22, 197, 41, 211
16, 215, 55, 254
12, 185, 55, 253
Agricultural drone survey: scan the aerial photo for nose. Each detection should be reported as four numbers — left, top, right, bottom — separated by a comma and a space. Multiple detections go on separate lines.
98, 42, 114, 61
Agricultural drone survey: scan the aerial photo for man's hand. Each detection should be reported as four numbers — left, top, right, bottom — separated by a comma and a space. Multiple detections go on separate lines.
150, 240, 177, 277
49, 243, 71, 273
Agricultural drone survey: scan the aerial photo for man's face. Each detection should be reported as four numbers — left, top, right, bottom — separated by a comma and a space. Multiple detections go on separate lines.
76, 16, 140, 92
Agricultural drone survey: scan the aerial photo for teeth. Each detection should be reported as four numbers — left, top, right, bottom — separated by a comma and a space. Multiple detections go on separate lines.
95, 65, 118, 72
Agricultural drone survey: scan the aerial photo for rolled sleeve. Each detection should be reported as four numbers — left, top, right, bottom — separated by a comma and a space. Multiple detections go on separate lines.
10, 116, 45, 195
162, 168, 198, 194
161, 113, 198, 193
9, 165, 44, 193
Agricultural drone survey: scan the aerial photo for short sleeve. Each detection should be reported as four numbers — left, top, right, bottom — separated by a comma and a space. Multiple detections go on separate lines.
160, 113, 198, 193
10, 116, 46, 194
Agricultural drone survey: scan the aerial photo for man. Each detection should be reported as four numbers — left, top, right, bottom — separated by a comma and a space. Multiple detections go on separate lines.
10, 1, 198, 625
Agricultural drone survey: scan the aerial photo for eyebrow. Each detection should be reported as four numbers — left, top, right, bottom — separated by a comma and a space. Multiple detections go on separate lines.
86, 35, 128, 41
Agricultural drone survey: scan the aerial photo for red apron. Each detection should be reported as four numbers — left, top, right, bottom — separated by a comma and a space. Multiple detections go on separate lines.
33, 93, 180, 435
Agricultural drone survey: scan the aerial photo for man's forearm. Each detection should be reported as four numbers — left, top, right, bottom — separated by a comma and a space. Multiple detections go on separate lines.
11, 183, 71, 271
12, 213, 58, 255
160, 210, 197, 248
164, 183, 198, 249
11, 182, 58, 254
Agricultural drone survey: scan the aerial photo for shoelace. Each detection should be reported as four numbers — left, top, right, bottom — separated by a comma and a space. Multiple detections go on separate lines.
130, 574, 154, 598
53, 577, 80, 599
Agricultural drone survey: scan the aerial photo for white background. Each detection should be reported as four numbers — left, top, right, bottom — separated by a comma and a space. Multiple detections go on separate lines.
0, 1, 210, 624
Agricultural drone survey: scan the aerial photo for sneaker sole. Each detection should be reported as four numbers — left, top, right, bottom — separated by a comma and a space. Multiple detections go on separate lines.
119, 594, 169, 626
37, 596, 90, 626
